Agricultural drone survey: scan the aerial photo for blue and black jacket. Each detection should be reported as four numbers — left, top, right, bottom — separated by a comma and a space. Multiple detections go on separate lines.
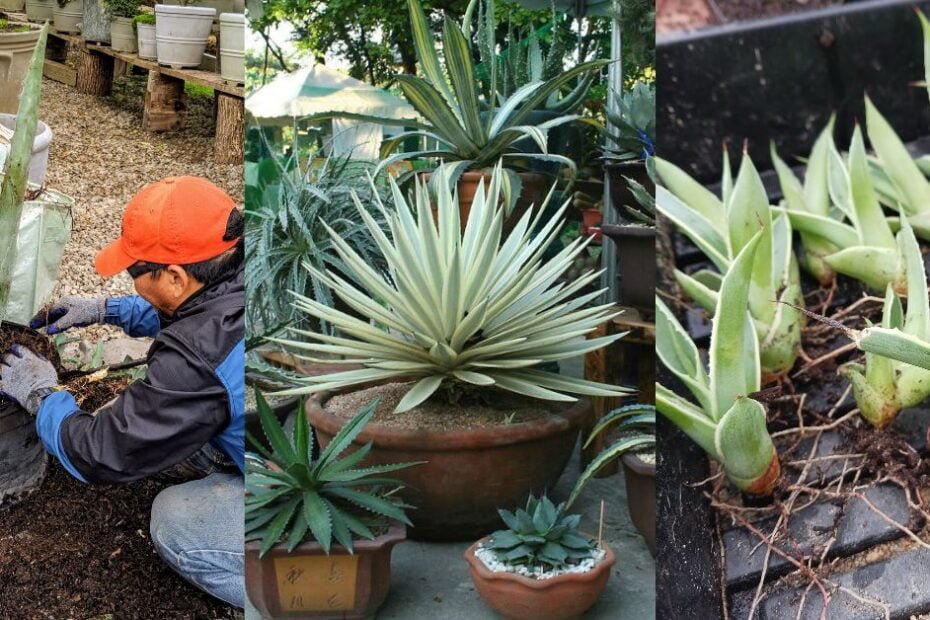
35, 268, 244, 484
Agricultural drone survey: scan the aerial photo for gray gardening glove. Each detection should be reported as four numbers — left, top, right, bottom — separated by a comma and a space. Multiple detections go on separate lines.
0, 345, 58, 415
30, 295, 107, 334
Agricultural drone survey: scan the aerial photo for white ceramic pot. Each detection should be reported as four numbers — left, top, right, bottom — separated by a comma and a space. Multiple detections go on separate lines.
0, 24, 41, 114
0, 0, 26, 11
52, 0, 84, 34
109, 16, 136, 52
218, 12, 243, 83
136, 22, 156, 60
0, 113, 53, 185
24, 0, 54, 23
154, 4, 215, 68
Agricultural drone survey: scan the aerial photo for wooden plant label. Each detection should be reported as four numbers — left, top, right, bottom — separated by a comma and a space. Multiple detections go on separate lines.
273, 554, 359, 612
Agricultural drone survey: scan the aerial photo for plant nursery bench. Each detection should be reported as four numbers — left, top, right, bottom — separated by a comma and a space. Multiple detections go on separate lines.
77, 43, 243, 165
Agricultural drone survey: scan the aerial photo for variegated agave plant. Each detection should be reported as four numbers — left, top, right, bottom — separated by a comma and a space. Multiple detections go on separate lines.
774, 122, 902, 294
657, 233, 780, 496
274, 162, 630, 412
655, 149, 802, 377
831, 220, 930, 428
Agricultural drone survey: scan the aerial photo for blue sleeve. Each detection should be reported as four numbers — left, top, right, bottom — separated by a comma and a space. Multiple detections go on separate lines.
35, 391, 88, 483
104, 296, 161, 337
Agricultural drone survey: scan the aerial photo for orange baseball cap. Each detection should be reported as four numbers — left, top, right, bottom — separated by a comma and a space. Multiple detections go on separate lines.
95, 176, 239, 277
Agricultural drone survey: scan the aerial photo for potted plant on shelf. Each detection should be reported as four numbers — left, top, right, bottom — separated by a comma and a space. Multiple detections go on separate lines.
244, 392, 418, 619
601, 155, 656, 308
81, 0, 110, 44
153, 1, 215, 68
52, 0, 83, 34
567, 403, 656, 556
134, 12, 155, 59
24, 0, 54, 23
464, 495, 615, 620
273, 162, 630, 540
373, 0, 608, 225
0, 19, 41, 115
102, 0, 139, 52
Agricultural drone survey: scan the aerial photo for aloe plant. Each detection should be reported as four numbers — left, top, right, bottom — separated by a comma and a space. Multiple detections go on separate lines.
774, 122, 902, 294
864, 96, 930, 241
377, 0, 609, 199
485, 495, 598, 572
826, 220, 930, 428
0, 25, 47, 315
273, 162, 630, 413
656, 148, 802, 376
245, 392, 419, 556
566, 403, 655, 508
604, 83, 655, 162
657, 233, 781, 496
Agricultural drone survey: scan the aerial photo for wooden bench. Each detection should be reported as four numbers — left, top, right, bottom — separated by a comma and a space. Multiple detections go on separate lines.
1, 15, 244, 165
582, 306, 656, 472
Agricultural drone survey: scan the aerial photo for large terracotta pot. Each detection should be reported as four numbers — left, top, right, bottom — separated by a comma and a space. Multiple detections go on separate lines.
464, 536, 615, 620
245, 523, 406, 619
622, 453, 656, 557
423, 169, 548, 234
0, 22, 41, 115
308, 395, 591, 541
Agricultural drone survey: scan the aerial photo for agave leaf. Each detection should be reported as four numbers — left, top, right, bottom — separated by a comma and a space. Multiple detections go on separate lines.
566, 434, 654, 508
260, 496, 301, 557
714, 397, 776, 492
823, 246, 900, 293
654, 157, 727, 232
865, 97, 930, 216
655, 383, 718, 457
848, 124, 896, 248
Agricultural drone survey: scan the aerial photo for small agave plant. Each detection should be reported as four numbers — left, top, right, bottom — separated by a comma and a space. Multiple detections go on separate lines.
656, 148, 802, 376
245, 393, 419, 556
865, 94, 930, 241
657, 232, 780, 496
773, 121, 902, 294
484, 495, 598, 572
274, 162, 630, 412
825, 220, 930, 428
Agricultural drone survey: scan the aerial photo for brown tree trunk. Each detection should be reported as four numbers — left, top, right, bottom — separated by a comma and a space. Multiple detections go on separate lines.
142, 71, 187, 133
75, 50, 113, 97
214, 93, 243, 165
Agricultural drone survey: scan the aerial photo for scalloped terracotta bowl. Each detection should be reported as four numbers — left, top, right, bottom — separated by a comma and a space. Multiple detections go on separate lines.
464, 536, 615, 620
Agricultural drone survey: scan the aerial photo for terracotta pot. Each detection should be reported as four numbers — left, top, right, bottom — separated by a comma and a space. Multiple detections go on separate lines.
464, 536, 615, 620
622, 453, 656, 557
245, 523, 406, 619
423, 170, 547, 234
308, 395, 591, 541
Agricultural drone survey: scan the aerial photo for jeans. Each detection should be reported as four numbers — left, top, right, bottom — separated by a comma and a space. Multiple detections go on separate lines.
150, 472, 245, 608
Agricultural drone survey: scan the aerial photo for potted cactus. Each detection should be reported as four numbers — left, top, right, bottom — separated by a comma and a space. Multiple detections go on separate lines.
275, 163, 629, 540
244, 393, 418, 618
464, 495, 615, 620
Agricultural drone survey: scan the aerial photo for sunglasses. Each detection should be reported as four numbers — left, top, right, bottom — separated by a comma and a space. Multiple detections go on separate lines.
126, 262, 166, 279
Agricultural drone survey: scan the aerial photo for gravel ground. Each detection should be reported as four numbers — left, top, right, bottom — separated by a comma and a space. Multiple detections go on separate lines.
37, 74, 243, 342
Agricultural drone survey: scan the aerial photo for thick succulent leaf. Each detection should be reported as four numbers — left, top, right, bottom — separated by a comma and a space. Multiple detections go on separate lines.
656, 186, 728, 272
313, 399, 379, 477
857, 327, 930, 371
779, 209, 857, 248
395, 375, 444, 413
566, 434, 655, 509
710, 231, 763, 419
803, 117, 836, 217
655, 298, 712, 410
324, 487, 413, 526
714, 398, 776, 491
848, 124, 896, 249
674, 270, 718, 314
898, 219, 930, 340
655, 157, 727, 232
655, 383, 718, 458
259, 496, 301, 557
865, 97, 930, 216
256, 391, 297, 465
823, 246, 900, 293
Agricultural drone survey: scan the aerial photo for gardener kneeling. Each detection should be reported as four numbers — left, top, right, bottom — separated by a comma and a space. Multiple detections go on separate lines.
0, 177, 245, 608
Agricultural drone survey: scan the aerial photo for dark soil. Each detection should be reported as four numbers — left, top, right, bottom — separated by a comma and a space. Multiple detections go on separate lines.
325, 382, 560, 431
63, 374, 134, 411
0, 463, 235, 619
0, 324, 61, 374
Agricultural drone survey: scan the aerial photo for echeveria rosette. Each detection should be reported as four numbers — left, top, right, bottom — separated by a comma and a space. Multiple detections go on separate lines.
656, 232, 780, 496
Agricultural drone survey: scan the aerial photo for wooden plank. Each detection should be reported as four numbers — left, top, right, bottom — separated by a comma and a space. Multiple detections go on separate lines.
42, 59, 76, 87
86, 43, 244, 97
